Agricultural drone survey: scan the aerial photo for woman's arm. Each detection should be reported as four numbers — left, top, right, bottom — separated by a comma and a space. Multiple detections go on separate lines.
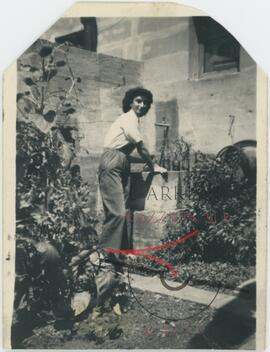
136, 141, 155, 171
135, 141, 167, 174
127, 149, 154, 164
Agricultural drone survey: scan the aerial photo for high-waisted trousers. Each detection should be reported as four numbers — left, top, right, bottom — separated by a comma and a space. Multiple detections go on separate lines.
98, 148, 132, 250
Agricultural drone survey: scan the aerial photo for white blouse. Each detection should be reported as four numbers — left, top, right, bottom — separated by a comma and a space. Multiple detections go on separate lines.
104, 109, 143, 149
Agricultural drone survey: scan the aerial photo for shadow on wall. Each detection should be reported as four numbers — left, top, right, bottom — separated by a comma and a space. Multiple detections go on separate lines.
129, 173, 155, 211
187, 281, 256, 349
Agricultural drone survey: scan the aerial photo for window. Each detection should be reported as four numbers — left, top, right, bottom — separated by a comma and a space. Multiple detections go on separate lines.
193, 17, 240, 74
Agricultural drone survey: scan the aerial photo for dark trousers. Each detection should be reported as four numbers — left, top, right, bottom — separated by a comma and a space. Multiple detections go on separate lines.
98, 149, 132, 250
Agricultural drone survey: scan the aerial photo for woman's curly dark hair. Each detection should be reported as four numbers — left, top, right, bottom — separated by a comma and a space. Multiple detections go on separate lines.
122, 87, 153, 113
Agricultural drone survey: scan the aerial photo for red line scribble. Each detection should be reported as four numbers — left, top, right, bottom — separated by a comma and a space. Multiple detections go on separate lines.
126, 252, 178, 278
105, 229, 199, 278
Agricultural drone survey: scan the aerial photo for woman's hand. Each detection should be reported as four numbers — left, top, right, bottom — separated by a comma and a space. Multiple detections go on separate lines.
153, 164, 168, 175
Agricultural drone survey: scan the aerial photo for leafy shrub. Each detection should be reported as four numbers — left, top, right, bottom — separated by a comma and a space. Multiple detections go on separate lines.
16, 41, 97, 261
14, 44, 101, 345
161, 154, 256, 266
16, 126, 101, 319
178, 261, 255, 289
128, 152, 256, 289
16, 120, 98, 255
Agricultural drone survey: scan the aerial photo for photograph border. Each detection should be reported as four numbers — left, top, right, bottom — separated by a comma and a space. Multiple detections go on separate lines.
3, 2, 268, 349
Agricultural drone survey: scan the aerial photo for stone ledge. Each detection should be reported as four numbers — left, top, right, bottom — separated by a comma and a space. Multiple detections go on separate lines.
130, 170, 188, 211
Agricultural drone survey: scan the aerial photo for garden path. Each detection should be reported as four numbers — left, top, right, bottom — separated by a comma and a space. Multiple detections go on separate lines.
129, 274, 255, 318
130, 274, 256, 349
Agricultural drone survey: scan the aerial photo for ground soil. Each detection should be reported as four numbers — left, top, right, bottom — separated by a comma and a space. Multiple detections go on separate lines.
19, 262, 255, 350
22, 289, 217, 349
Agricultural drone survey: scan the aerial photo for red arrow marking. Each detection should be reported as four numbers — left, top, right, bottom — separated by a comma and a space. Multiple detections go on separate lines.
105, 229, 199, 278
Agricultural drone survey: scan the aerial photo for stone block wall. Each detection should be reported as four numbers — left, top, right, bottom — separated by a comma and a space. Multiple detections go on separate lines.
97, 17, 190, 64
18, 40, 143, 212
20, 17, 257, 248
129, 171, 189, 248
145, 62, 256, 154
19, 40, 143, 154
132, 209, 184, 248
96, 17, 257, 154
40, 17, 257, 154
130, 171, 181, 211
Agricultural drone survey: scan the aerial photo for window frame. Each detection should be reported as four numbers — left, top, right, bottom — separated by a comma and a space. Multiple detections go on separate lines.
190, 17, 240, 80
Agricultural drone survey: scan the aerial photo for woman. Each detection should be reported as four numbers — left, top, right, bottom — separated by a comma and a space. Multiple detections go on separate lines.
98, 87, 167, 252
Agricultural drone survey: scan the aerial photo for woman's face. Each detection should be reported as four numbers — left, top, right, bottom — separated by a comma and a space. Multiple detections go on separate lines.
130, 95, 151, 117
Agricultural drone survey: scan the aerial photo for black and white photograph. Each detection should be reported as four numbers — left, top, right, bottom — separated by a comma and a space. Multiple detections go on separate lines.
3, 3, 267, 349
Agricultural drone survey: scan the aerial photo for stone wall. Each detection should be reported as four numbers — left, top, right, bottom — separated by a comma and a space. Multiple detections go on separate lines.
143, 51, 256, 153
97, 18, 190, 63
18, 40, 143, 210
19, 41, 143, 153
19, 17, 258, 249
97, 17, 257, 154
129, 171, 188, 249
40, 17, 257, 154
20, 17, 257, 221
